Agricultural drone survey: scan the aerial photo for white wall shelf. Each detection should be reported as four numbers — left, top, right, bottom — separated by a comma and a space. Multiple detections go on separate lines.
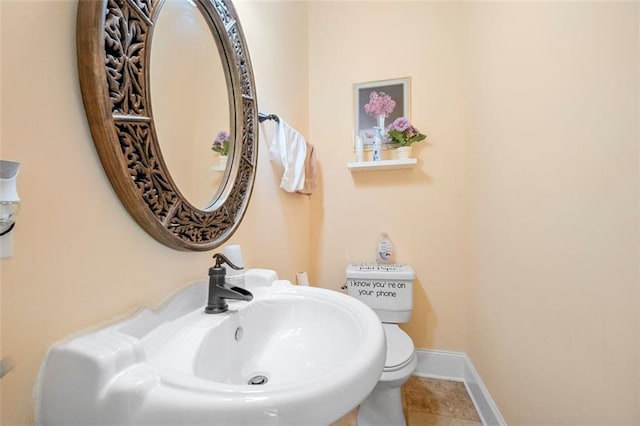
347, 158, 417, 172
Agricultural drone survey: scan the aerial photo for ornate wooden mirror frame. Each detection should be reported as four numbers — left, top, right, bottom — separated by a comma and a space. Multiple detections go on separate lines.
77, 0, 258, 251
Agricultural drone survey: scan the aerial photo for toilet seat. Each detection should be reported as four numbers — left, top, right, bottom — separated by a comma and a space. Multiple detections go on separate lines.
382, 323, 415, 372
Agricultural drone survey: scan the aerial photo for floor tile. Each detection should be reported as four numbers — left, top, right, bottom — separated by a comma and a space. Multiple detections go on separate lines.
332, 376, 482, 426
402, 376, 481, 422
332, 408, 357, 426
407, 410, 483, 426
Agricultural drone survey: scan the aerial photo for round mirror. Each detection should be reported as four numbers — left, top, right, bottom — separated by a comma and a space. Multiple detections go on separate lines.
151, 0, 231, 209
76, 0, 258, 251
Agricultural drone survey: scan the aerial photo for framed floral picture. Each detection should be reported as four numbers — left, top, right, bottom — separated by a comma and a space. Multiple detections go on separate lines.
354, 77, 411, 149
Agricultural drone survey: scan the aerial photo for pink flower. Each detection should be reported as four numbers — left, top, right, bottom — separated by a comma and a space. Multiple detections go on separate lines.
389, 117, 410, 132
364, 91, 396, 117
387, 117, 427, 147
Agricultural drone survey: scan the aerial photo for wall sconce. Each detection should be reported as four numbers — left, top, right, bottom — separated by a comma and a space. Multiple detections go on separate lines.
0, 160, 21, 259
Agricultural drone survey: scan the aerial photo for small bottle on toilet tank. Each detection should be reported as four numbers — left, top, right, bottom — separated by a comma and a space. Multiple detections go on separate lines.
376, 232, 393, 264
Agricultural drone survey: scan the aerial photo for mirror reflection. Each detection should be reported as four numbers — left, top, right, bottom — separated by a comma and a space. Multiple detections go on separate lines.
150, 0, 231, 209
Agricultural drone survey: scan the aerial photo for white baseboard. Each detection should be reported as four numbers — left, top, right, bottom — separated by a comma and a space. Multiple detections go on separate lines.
413, 349, 507, 426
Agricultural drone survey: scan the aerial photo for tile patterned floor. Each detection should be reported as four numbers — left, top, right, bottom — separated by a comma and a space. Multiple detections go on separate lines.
333, 376, 482, 426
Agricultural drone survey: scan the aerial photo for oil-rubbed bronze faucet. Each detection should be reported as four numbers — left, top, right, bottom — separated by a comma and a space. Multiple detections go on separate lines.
205, 253, 253, 314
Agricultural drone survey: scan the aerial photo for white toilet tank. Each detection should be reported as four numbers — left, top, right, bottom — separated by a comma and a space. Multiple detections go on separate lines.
346, 263, 415, 323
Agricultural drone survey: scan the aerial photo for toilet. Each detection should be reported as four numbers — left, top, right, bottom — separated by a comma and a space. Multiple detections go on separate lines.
345, 263, 417, 426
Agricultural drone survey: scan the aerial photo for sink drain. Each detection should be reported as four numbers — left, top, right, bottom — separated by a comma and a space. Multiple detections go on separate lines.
247, 374, 269, 385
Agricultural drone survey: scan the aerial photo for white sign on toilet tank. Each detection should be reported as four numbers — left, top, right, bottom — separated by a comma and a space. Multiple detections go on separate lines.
345, 263, 414, 312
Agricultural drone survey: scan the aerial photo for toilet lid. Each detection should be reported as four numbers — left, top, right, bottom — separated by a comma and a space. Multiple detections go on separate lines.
383, 324, 415, 369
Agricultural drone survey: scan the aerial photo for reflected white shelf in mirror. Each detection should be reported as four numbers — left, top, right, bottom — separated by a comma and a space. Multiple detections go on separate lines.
347, 158, 417, 172
210, 165, 226, 172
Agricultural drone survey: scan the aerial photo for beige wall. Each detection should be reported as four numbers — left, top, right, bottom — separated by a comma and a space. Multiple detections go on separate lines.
0, 1, 309, 424
308, 1, 639, 424
464, 3, 638, 423
308, 1, 471, 352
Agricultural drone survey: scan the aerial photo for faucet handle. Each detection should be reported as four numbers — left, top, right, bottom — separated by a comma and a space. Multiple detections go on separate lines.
212, 253, 242, 270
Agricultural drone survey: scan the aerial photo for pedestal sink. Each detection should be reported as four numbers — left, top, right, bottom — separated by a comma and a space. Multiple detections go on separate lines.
36, 273, 386, 425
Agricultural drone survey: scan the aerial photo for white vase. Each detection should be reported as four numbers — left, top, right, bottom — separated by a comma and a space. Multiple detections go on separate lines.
218, 155, 228, 168
396, 146, 412, 160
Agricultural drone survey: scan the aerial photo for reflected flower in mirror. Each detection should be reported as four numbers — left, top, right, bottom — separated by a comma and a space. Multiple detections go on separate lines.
212, 131, 230, 156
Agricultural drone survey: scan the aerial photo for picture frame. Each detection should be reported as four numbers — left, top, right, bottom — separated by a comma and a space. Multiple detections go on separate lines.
354, 77, 411, 149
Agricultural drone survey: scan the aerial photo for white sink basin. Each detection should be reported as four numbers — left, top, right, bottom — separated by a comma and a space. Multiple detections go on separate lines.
36, 275, 385, 425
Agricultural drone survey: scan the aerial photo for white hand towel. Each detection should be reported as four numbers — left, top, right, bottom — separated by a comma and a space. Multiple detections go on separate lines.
269, 119, 308, 193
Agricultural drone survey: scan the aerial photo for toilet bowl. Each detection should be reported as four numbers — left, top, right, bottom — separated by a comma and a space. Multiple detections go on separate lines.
357, 323, 417, 426
345, 263, 417, 426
